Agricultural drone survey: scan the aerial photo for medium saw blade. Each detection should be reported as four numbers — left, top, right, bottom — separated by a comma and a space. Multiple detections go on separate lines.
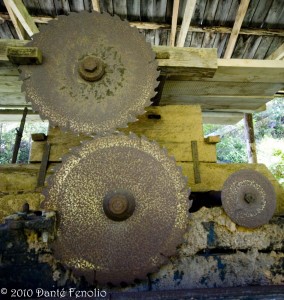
42, 134, 190, 284
221, 169, 276, 228
20, 11, 159, 134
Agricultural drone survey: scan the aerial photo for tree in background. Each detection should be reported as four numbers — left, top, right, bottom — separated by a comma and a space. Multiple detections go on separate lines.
0, 122, 48, 164
204, 98, 284, 186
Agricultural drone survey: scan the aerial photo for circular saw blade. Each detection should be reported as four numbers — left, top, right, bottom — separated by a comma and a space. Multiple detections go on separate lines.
20, 12, 159, 135
221, 169, 276, 228
42, 134, 190, 284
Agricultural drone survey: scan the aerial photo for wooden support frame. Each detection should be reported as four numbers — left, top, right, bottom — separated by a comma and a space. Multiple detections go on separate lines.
170, 0, 179, 47
177, 0, 197, 47
3, 0, 26, 39
223, 0, 250, 59
266, 43, 284, 60
244, 113, 257, 163
91, 0, 100, 12
1, 12, 284, 37
4, 0, 39, 38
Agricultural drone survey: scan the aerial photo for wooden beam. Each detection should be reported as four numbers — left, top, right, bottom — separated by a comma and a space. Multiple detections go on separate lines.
266, 43, 284, 60
3, 0, 26, 39
177, 0, 197, 47
1, 12, 284, 37
223, 0, 250, 59
170, 0, 180, 47
0, 41, 218, 79
6, 0, 39, 37
244, 113, 257, 163
91, 0, 100, 12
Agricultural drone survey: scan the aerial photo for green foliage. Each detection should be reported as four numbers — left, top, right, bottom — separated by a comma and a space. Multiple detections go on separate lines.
204, 98, 284, 184
0, 122, 48, 164
216, 135, 247, 163
270, 149, 284, 187
254, 98, 284, 139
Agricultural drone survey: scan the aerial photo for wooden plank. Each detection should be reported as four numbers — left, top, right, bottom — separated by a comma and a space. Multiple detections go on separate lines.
113, 0, 127, 19
2, 13, 284, 36
29, 105, 217, 163
202, 0, 219, 26
189, 32, 204, 48
244, 113, 257, 163
232, 35, 251, 58
177, 0, 197, 47
6, 46, 42, 64
37, 0, 55, 16
0, 40, 217, 79
160, 95, 272, 111
30, 140, 217, 163
0, 92, 26, 106
214, 0, 233, 26
223, 0, 251, 59
3, 0, 26, 39
253, 36, 274, 59
242, 36, 262, 59
263, 0, 284, 29
212, 59, 284, 83
0, 38, 28, 60
126, 0, 140, 21
153, 46, 218, 78
202, 111, 244, 125
266, 42, 284, 60
242, 0, 260, 27
170, 0, 179, 46
192, 0, 207, 25
68, 0, 84, 12
91, 0, 100, 12
7, 0, 39, 37
152, 0, 167, 23
162, 81, 283, 97
265, 37, 284, 59
250, 0, 274, 28
0, 79, 22, 93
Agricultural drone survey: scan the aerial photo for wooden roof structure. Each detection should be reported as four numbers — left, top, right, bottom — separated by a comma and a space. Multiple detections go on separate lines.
0, 0, 283, 124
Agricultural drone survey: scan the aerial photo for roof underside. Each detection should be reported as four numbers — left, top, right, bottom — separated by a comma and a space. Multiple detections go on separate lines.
0, 0, 283, 124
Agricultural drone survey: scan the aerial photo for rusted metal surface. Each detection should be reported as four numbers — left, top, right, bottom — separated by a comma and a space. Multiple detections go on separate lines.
42, 134, 190, 284
221, 169, 276, 228
20, 11, 159, 135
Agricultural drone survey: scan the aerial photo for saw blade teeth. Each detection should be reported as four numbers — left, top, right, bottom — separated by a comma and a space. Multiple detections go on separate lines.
19, 11, 160, 135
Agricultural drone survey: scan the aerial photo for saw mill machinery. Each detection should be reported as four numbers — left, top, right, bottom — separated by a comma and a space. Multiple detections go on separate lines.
13, 11, 277, 285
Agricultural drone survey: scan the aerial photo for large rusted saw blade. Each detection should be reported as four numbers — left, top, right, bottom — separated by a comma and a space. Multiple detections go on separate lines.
42, 134, 190, 284
19, 11, 159, 134
221, 169, 276, 228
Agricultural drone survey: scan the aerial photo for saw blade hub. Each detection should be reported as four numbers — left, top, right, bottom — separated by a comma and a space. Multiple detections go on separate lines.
78, 55, 105, 82
103, 190, 136, 221
244, 192, 256, 204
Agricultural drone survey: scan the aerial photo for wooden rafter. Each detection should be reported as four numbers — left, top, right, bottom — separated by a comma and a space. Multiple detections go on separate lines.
1, 12, 284, 37
91, 0, 101, 12
223, 0, 250, 59
266, 43, 284, 60
170, 0, 180, 47
3, 0, 25, 39
4, 0, 39, 38
177, 0, 197, 47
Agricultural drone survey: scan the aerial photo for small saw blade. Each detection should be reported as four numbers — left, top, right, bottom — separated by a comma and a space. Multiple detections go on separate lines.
221, 169, 276, 228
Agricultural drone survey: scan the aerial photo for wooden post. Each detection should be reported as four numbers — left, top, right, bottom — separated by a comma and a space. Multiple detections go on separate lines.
244, 113, 257, 163
11, 106, 28, 163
